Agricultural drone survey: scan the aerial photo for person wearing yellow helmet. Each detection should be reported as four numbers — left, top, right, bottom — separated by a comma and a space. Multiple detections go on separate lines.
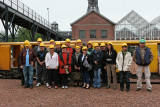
116, 43, 132, 92
89, 43, 103, 88
87, 41, 94, 55
65, 38, 75, 55
72, 46, 81, 87
105, 42, 117, 90
50, 39, 55, 45
55, 42, 61, 55
59, 44, 72, 89
19, 40, 36, 89
79, 46, 91, 89
34, 38, 47, 86
133, 39, 153, 92
45, 45, 59, 89
100, 43, 108, 86
36, 43, 48, 87
76, 39, 83, 51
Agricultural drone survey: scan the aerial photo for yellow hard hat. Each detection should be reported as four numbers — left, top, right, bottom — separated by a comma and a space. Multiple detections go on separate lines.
50, 39, 55, 43
87, 41, 92, 45
24, 40, 30, 46
108, 42, 112, 45
56, 42, 61, 45
49, 45, 55, 49
94, 43, 99, 47
37, 38, 42, 42
61, 44, 67, 48
100, 43, 105, 47
76, 39, 82, 43
65, 38, 70, 42
39, 43, 45, 47
82, 46, 88, 50
75, 46, 80, 49
122, 43, 128, 47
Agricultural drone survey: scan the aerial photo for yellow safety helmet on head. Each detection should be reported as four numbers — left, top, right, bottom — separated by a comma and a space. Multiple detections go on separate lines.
65, 38, 70, 42
39, 43, 45, 47
108, 42, 112, 45
75, 46, 80, 49
94, 43, 99, 47
122, 43, 128, 47
87, 41, 92, 45
50, 39, 55, 43
76, 39, 82, 43
24, 40, 30, 46
37, 38, 42, 42
82, 46, 88, 50
56, 42, 61, 45
49, 45, 55, 49
61, 44, 67, 48
100, 43, 105, 47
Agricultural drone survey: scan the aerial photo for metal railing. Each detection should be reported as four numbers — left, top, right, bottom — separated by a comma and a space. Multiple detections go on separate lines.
0, 0, 52, 29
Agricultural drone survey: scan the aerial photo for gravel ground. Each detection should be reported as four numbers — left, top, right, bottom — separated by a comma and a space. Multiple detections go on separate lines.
0, 79, 160, 107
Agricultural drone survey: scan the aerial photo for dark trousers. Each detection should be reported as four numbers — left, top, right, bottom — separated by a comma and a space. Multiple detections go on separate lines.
61, 74, 68, 86
120, 71, 130, 90
20, 69, 25, 85
89, 69, 94, 85
47, 69, 58, 86
82, 71, 90, 84
101, 68, 108, 85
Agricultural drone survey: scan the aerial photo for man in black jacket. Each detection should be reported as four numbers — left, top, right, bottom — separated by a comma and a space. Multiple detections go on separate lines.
89, 43, 103, 88
100, 43, 108, 86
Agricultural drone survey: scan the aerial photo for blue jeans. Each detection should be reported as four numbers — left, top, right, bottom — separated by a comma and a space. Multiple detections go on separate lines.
82, 71, 90, 84
23, 65, 34, 86
93, 68, 101, 88
120, 71, 130, 90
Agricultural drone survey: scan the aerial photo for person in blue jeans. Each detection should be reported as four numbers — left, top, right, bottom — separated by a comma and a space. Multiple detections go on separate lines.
89, 43, 103, 88
19, 40, 37, 89
78, 46, 90, 89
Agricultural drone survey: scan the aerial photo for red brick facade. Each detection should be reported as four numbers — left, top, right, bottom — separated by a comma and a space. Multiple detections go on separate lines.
71, 11, 115, 42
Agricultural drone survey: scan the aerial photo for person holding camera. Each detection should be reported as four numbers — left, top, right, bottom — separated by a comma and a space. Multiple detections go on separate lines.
59, 45, 72, 89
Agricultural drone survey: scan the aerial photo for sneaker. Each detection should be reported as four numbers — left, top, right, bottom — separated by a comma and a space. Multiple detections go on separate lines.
106, 85, 110, 89
62, 86, 65, 89
36, 83, 41, 87
136, 88, 141, 91
147, 89, 152, 92
46, 83, 49, 87
113, 86, 117, 90
65, 86, 68, 89
55, 86, 58, 89
48, 86, 51, 89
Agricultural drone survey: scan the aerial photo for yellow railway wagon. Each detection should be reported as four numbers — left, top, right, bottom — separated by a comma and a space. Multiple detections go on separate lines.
0, 40, 159, 77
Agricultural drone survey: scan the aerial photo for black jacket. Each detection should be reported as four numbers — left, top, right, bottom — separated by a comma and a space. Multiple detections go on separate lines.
101, 50, 106, 67
89, 50, 103, 69
78, 54, 90, 71
72, 53, 81, 68
106, 50, 117, 65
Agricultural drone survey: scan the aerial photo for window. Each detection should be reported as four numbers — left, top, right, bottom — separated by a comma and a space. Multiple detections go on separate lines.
79, 30, 85, 38
101, 30, 107, 38
90, 30, 96, 38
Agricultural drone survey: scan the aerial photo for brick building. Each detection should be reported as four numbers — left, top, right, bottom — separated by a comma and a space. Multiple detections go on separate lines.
71, 10, 115, 42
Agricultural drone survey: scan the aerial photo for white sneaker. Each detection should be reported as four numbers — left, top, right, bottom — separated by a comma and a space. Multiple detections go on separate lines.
62, 86, 65, 89
46, 83, 49, 87
36, 83, 41, 87
65, 86, 68, 89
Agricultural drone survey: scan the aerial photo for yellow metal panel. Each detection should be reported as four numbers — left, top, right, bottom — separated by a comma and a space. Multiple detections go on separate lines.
146, 43, 158, 73
0, 45, 11, 70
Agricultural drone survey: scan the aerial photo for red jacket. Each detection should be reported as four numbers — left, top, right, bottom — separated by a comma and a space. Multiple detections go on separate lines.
58, 52, 72, 74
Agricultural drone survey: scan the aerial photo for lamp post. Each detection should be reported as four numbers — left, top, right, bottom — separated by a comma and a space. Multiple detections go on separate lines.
47, 8, 49, 28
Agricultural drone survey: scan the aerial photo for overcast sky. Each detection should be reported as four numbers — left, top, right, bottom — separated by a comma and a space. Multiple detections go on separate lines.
2, 0, 160, 31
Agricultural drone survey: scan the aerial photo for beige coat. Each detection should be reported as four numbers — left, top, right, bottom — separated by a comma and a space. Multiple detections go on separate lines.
116, 52, 132, 72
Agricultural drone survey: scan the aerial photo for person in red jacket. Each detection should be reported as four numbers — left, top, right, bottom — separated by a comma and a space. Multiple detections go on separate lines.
59, 44, 72, 89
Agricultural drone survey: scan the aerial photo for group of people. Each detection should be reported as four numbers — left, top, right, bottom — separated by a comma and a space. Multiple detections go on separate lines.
19, 38, 153, 92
